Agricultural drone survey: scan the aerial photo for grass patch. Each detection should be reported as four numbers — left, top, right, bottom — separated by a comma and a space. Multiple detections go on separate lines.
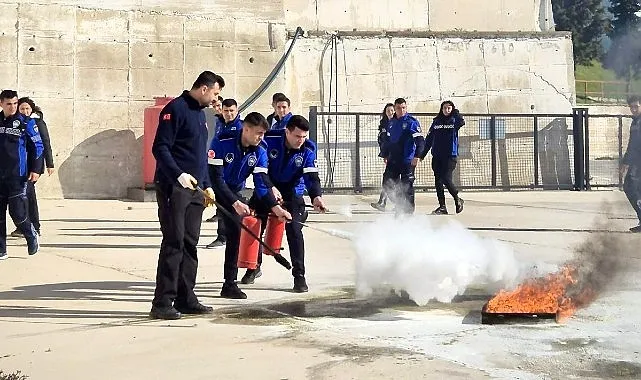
575, 61, 641, 103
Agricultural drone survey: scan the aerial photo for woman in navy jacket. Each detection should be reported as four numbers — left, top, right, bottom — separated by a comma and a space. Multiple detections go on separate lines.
371, 103, 394, 211
419, 100, 465, 215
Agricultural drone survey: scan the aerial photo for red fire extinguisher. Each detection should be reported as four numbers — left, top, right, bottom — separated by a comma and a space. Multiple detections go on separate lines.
238, 215, 261, 269
264, 214, 286, 255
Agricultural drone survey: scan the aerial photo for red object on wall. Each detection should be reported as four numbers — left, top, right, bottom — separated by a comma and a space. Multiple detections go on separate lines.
143, 97, 174, 187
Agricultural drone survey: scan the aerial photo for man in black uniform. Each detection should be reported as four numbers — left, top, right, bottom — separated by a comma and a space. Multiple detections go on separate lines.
0, 90, 43, 260
622, 95, 641, 233
149, 71, 224, 320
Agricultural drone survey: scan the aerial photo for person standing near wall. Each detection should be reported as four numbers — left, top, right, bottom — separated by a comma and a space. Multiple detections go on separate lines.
371, 103, 395, 211
0, 90, 43, 260
418, 100, 465, 215
380, 98, 424, 215
149, 71, 223, 320
268, 93, 293, 130
622, 95, 641, 233
9, 97, 53, 238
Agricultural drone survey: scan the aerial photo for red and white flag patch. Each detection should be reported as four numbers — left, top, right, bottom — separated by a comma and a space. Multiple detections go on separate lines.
162, 113, 171, 121
207, 149, 215, 159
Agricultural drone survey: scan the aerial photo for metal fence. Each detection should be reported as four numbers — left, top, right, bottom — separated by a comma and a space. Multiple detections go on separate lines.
308, 107, 631, 192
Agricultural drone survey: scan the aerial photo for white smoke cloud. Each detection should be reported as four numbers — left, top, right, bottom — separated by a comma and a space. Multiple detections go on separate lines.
353, 214, 530, 305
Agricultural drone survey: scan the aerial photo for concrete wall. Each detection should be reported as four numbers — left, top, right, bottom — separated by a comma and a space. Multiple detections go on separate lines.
0, 0, 572, 198
284, 0, 554, 32
288, 32, 575, 114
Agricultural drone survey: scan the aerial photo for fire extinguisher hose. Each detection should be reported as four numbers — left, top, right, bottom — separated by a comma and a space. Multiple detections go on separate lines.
196, 186, 292, 270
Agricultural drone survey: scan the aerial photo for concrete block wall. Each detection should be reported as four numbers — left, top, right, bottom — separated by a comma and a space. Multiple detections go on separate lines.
0, 0, 572, 198
284, 0, 554, 32
1, 1, 287, 198
289, 34, 575, 115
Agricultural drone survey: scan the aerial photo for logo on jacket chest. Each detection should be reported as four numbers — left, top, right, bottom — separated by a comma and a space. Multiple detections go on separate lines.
269, 149, 279, 159
294, 155, 304, 167
225, 153, 234, 163
247, 154, 257, 167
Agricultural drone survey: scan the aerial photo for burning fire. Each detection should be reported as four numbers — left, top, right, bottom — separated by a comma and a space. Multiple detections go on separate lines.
485, 265, 598, 323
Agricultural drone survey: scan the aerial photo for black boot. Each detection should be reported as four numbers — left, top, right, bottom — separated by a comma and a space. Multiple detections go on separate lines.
149, 305, 181, 320
220, 282, 247, 299
240, 266, 262, 284
293, 276, 308, 293
455, 197, 464, 214
432, 205, 448, 215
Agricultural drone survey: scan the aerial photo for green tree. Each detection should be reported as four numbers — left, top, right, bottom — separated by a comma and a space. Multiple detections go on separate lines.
605, 0, 641, 93
552, 0, 609, 66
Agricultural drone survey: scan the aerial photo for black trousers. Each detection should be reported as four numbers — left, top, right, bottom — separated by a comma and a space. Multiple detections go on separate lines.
382, 162, 415, 214
220, 192, 248, 283
432, 156, 459, 206
12, 181, 40, 232
215, 208, 226, 241
0, 179, 37, 253
152, 183, 205, 308
623, 166, 641, 222
251, 196, 306, 277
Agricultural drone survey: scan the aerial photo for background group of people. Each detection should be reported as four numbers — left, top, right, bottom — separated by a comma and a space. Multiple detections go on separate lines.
0, 90, 54, 260
371, 98, 465, 216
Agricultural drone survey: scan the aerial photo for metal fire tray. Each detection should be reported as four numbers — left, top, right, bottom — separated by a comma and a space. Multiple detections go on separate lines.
480, 303, 558, 325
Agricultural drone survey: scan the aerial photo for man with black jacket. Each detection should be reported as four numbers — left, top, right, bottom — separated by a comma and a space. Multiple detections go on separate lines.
149, 71, 224, 320
622, 95, 641, 233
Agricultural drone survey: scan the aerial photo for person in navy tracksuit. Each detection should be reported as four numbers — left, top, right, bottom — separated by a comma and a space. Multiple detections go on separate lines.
0, 90, 43, 260
241, 115, 327, 292
418, 100, 465, 215
214, 98, 243, 139
9, 97, 53, 238
150, 71, 224, 320
380, 98, 425, 215
206, 98, 244, 248
208, 112, 291, 299
371, 103, 395, 211
266, 93, 293, 130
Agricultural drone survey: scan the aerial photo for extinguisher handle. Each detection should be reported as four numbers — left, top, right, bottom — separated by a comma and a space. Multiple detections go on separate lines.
196, 186, 292, 269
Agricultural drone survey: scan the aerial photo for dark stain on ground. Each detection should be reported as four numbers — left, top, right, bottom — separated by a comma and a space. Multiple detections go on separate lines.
586, 360, 641, 379
211, 287, 492, 326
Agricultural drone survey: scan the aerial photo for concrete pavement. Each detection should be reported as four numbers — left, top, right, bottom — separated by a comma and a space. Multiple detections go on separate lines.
1, 190, 640, 379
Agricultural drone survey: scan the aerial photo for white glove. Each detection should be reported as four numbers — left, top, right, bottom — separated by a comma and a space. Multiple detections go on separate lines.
177, 173, 197, 190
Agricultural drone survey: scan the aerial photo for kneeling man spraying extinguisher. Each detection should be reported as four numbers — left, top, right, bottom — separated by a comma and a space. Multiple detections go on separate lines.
209, 112, 291, 299
241, 115, 327, 292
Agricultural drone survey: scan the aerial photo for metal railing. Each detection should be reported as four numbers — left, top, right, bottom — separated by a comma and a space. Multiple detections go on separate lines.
575, 79, 631, 104
308, 106, 631, 192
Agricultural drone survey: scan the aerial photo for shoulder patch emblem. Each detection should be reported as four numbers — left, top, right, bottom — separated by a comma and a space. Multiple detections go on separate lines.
294, 155, 304, 167
225, 152, 234, 163
163, 114, 171, 121
269, 149, 279, 159
207, 149, 215, 159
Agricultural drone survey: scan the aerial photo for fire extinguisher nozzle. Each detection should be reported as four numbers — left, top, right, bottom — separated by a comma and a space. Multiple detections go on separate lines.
274, 254, 292, 270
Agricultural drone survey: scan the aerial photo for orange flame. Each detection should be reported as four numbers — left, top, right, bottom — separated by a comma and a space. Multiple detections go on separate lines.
485, 265, 596, 322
